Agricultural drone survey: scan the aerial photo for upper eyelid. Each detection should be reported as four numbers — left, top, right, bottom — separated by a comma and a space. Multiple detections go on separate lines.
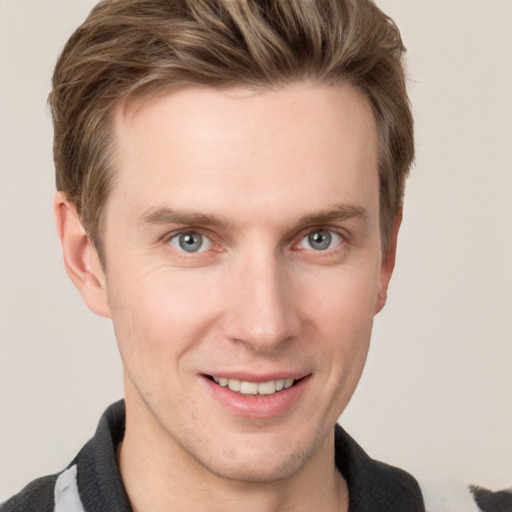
288, 228, 346, 253
296, 226, 348, 242
168, 230, 211, 250
162, 227, 215, 243
161, 226, 348, 250
301, 228, 343, 241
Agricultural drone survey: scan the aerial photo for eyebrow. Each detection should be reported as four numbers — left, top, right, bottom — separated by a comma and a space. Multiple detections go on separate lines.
139, 207, 231, 229
298, 203, 368, 226
138, 203, 368, 230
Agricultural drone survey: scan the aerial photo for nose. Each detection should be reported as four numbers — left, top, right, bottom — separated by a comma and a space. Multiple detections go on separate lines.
222, 250, 300, 352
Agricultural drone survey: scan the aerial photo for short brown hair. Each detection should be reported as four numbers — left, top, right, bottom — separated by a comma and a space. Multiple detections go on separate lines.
49, 0, 414, 257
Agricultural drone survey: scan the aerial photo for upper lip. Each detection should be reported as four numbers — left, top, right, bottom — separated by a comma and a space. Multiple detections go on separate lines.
201, 371, 311, 382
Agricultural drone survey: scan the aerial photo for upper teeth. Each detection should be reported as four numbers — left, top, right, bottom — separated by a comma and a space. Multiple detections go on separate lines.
212, 377, 295, 395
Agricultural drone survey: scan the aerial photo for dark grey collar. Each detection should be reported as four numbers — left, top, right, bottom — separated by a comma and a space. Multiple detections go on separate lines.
74, 400, 425, 512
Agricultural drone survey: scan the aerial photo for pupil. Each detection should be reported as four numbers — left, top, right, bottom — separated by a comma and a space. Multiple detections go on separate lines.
179, 233, 202, 252
308, 230, 331, 250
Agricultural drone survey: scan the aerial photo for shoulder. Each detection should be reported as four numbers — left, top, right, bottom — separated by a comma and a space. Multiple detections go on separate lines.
2, 465, 87, 512
334, 424, 512, 512
417, 479, 512, 512
1, 473, 59, 512
1, 401, 127, 512
470, 485, 512, 512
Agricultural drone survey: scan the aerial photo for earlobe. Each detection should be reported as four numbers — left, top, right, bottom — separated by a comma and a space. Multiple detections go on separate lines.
375, 210, 402, 314
54, 192, 111, 318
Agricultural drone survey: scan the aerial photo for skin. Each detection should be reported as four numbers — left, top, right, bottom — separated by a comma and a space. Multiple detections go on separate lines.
55, 82, 400, 512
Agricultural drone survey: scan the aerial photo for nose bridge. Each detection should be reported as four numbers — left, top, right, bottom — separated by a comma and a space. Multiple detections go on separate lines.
225, 246, 298, 351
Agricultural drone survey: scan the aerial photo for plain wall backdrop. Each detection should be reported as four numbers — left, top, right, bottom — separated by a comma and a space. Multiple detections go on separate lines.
1, 0, 511, 500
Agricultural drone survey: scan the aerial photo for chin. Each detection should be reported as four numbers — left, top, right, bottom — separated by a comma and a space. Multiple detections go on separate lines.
195, 430, 325, 484
204, 450, 310, 483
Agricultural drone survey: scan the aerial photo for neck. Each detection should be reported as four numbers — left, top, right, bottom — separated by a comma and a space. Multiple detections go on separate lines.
118, 394, 348, 512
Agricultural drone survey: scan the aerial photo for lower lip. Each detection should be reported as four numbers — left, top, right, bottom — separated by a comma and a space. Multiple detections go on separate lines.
203, 375, 311, 418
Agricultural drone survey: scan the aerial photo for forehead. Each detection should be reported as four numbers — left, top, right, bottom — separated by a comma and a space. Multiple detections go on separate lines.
108, 83, 379, 227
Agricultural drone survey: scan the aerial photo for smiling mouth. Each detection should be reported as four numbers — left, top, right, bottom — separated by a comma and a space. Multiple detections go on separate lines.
205, 375, 302, 396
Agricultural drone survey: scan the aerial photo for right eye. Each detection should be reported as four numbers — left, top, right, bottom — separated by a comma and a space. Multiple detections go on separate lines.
168, 232, 212, 253
298, 229, 343, 251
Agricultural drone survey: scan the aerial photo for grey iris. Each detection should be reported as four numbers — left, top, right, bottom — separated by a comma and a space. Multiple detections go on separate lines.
179, 232, 203, 252
308, 230, 331, 250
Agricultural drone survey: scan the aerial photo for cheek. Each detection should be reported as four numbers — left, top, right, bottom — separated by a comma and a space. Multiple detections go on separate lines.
299, 264, 379, 382
301, 263, 380, 333
106, 268, 217, 373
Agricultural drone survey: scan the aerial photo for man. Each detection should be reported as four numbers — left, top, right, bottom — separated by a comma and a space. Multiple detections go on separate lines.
2, 1, 510, 511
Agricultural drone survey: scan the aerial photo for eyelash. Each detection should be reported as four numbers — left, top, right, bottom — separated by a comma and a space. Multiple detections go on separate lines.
164, 227, 346, 255
165, 231, 215, 254
296, 229, 344, 252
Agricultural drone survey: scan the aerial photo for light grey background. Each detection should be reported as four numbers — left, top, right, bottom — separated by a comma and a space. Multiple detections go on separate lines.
1, 0, 511, 499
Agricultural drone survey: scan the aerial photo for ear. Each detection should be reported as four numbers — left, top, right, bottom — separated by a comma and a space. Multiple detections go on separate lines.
54, 192, 111, 318
375, 210, 402, 314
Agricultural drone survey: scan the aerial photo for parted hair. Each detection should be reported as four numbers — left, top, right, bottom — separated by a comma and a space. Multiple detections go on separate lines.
49, 0, 414, 257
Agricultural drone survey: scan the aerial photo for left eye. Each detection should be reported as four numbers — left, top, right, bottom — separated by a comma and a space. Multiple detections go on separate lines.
299, 229, 343, 251
168, 232, 212, 253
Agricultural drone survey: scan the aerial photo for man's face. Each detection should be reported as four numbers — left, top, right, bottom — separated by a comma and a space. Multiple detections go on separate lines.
99, 83, 394, 482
